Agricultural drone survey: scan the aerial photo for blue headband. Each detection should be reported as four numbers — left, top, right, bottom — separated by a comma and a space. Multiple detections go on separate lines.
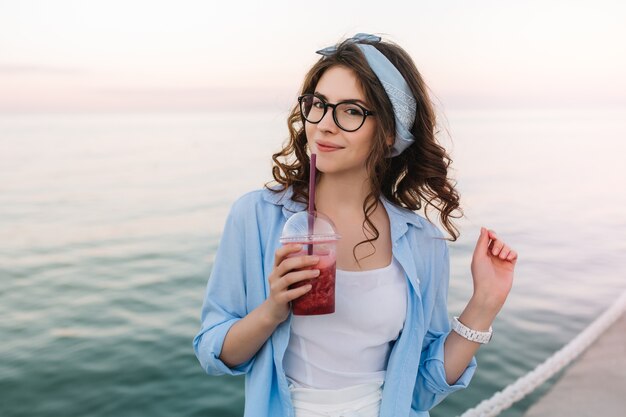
316, 33, 417, 157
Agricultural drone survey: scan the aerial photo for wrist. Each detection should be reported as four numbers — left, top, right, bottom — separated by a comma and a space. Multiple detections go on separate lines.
470, 291, 505, 314
259, 299, 287, 329
459, 296, 500, 332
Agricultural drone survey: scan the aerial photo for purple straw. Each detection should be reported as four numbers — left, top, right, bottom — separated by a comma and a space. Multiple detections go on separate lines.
307, 154, 316, 255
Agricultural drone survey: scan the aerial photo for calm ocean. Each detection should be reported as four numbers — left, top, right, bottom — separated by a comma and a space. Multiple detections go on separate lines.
1, 108, 625, 417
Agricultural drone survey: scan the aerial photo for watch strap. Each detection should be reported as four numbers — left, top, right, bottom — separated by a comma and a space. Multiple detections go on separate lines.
451, 316, 493, 344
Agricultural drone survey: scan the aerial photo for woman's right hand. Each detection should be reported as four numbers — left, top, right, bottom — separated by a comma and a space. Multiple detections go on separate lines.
217, 244, 320, 369
264, 244, 320, 325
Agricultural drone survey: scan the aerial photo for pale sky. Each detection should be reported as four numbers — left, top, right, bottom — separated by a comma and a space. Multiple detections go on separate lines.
1, 0, 625, 112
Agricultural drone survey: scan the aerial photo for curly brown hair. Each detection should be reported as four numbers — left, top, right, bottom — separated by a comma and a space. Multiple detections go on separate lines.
265, 35, 462, 265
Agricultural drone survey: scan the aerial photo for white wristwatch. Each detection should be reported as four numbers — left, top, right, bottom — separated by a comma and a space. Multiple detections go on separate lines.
451, 316, 493, 344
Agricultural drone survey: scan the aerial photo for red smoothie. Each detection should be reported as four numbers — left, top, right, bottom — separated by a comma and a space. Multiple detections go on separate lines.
287, 243, 336, 315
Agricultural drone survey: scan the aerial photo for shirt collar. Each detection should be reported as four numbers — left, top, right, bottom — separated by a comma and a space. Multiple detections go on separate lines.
262, 185, 306, 214
380, 195, 423, 229
261, 186, 422, 231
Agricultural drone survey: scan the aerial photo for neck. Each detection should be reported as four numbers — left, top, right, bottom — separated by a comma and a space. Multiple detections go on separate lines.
314, 170, 373, 215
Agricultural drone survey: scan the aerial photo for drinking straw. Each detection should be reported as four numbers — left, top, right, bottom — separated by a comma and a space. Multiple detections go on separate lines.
307, 154, 316, 255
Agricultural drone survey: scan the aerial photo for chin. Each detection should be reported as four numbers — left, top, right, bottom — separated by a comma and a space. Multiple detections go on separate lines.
313, 159, 340, 173
317, 163, 364, 178
312, 161, 333, 173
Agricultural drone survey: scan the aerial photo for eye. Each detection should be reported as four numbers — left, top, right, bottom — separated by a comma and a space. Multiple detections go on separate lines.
344, 106, 364, 117
312, 97, 325, 109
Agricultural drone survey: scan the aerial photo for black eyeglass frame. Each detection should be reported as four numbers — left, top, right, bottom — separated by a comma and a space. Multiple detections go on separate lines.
297, 93, 375, 132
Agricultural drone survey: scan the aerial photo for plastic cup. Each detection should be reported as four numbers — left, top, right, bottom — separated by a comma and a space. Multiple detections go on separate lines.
280, 211, 340, 315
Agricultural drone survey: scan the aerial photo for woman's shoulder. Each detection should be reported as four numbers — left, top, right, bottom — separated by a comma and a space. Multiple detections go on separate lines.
228, 188, 270, 215
382, 197, 445, 240
413, 214, 445, 239
228, 185, 300, 217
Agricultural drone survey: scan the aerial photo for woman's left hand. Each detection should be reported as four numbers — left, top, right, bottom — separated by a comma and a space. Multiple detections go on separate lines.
470, 227, 518, 311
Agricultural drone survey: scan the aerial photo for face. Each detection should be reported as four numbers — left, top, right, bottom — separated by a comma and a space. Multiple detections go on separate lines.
305, 65, 380, 177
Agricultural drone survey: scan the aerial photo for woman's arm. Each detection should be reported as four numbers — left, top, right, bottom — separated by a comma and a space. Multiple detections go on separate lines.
194, 199, 313, 374
443, 227, 517, 384
219, 244, 321, 368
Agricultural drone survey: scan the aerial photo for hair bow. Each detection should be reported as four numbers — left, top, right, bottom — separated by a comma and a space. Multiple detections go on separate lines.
316, 33, 382, 56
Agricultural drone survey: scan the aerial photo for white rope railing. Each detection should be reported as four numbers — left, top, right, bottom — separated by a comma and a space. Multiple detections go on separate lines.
458, 290, 626, 417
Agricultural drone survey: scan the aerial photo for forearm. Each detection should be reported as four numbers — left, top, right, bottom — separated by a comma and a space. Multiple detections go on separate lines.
443, 296, 500, 385
219, 301, 281, 368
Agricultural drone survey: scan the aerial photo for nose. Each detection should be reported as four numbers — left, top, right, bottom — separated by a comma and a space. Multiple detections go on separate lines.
316, 106, 338, 132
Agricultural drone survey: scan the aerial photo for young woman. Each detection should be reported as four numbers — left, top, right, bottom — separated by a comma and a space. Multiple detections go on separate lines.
194, 33, 517, 417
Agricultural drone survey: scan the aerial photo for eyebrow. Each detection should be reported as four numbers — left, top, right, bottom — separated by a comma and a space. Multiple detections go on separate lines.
314, 91, 369, 107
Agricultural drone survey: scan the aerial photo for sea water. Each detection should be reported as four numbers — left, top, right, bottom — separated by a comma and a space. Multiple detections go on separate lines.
1, 108, 625, 416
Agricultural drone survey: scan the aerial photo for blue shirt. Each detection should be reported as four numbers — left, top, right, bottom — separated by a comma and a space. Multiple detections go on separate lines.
194, 186, 477, 417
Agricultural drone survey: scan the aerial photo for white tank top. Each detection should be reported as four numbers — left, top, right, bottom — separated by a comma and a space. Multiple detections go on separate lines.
284, 257, 408, 389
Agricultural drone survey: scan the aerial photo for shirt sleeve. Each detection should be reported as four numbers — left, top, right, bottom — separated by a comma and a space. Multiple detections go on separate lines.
412, 239, 477, 411
193, 201, 255, 376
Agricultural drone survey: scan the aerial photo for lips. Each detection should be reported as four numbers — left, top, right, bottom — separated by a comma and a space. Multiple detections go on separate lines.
316, 141, 344, 152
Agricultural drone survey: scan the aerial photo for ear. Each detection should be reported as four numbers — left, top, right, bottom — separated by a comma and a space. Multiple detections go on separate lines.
385, 134, 394, 147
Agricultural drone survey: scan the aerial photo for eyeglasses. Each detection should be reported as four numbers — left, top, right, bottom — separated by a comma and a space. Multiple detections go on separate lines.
298, 94, 375, 132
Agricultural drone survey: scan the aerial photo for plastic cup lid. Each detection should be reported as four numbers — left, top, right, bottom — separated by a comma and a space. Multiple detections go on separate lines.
280, 211, 341, 243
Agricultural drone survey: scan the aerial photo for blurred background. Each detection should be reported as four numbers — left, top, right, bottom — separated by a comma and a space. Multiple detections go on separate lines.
1, 1, 625, 416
